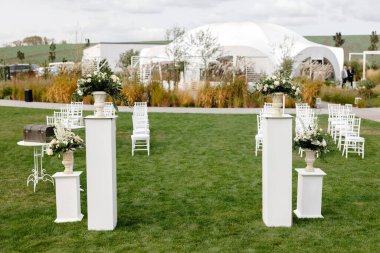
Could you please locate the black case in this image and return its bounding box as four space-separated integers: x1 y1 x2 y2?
23 125 55 143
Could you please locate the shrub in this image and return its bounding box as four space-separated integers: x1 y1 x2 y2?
148 81 171 107
367 69 380 85
320 86 357 104
45 73 79 103
294 77 323 107
0 86 13 99
122 82 147 106
358 79 376 98
0 77 52 101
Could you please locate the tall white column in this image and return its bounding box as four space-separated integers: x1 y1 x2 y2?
85 116 117 230
262 115 293 227
53 171 83 223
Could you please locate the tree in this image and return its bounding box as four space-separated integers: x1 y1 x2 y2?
22 35 43 45
48 41 56 62
85 38 91 47
16 50 25 62
165 25 187 85
333 32 345 47
118 49 140 69
189 28 221 80
368 31 379 51
165 26 187 66
277 36 295 77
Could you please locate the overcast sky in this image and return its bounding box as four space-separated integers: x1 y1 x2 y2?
1 0 380 45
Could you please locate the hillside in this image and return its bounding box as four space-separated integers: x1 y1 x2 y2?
0 43 87 65
0 35 378 66
305 34 379 63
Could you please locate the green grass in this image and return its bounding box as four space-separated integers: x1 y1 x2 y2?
0 107 379 252
0 44 88 65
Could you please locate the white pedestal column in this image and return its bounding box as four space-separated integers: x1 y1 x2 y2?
262 115 293 227
85 116 117 230
294 168 326 218
53 171 83 223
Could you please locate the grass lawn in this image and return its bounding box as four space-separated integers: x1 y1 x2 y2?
0 106 379 252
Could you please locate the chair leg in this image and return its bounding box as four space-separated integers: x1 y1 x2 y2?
132 139 135 156
147 138 150 156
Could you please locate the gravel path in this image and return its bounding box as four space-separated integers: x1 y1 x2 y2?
1 99 379 122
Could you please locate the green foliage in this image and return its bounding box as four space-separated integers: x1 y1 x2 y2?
0 65 10 80
118 49 140 69
333 32 345 47
48 41 56 62
358 79 376 98
16 50 25 61
368 31 379 51
0 86 12 98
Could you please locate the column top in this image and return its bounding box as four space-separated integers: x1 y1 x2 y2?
263 114 293 119
295 168 326 176
85 115 118 120
53 171 83 178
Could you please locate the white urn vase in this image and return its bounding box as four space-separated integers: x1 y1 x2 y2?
62 150 74 174
271 92 283 117
93 91 107 117
304 149 316 172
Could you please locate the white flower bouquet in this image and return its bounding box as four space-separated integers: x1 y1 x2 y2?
254 73 302 98
46 124 85 157
294 126 328 156
73 70 124 109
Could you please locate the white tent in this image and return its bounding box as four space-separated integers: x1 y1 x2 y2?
140 22 344 82
82 42 164 71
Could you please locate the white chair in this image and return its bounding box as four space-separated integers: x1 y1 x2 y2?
342 118 365 159
131 134 150 156
46 116 56 126
104 102 116 117
131 117 150 156
255 115 263 156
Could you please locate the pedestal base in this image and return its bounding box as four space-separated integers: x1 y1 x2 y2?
53 171 83 223
294 168 326 219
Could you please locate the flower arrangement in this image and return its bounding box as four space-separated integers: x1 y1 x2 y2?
46 124 85 157
254 73 302 98
73 70 123 108
294 125 328 156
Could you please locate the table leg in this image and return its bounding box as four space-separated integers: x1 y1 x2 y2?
26 146 54 192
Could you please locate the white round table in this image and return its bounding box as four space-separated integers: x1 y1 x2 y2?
17 141 54 192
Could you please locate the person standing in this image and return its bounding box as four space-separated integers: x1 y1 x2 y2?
341 66 348 88
347 66 355 88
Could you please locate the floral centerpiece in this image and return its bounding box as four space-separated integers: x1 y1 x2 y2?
294 126 328 172
73 70 123 117
46 124 85 174
254 73 302 116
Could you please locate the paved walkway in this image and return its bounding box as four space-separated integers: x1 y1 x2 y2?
1 99 379 122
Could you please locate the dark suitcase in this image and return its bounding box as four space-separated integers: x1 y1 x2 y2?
23 125 55 143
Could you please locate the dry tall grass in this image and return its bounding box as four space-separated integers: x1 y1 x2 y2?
45 73 79 103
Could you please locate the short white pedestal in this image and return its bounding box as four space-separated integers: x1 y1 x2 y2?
294 168 326 218
262 115 293 227
85 116 117 230
53 171 83 223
